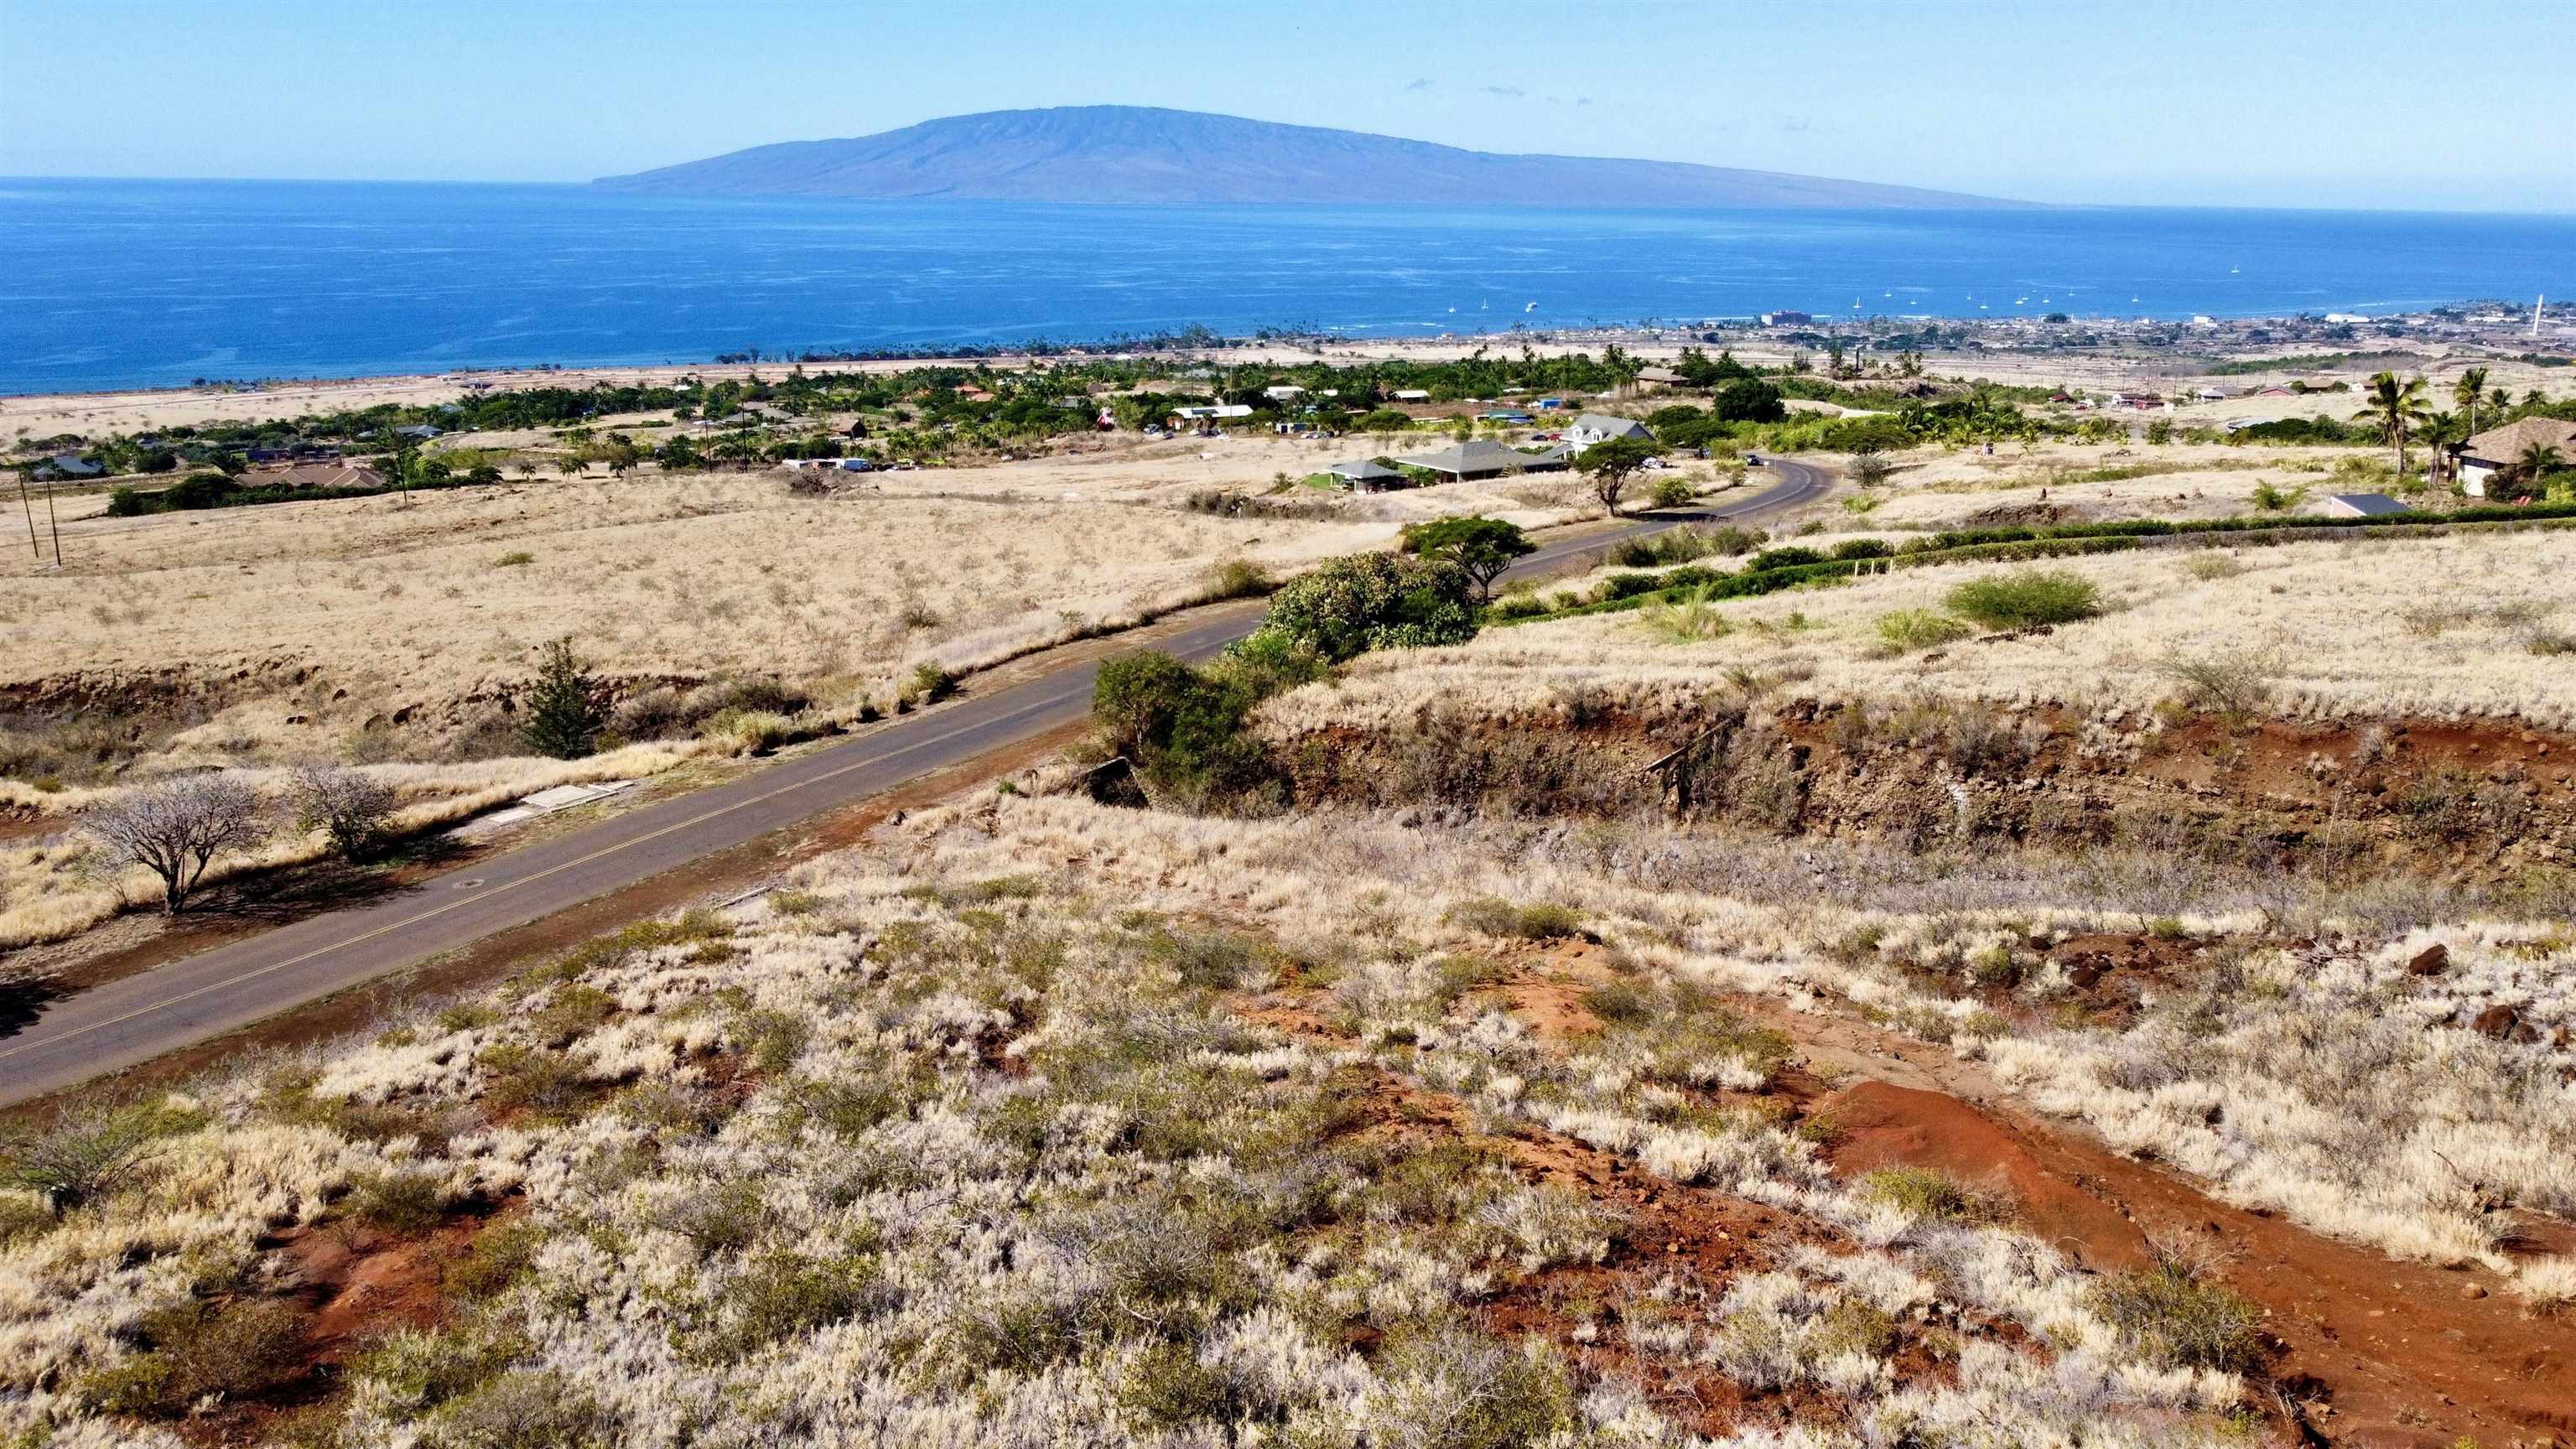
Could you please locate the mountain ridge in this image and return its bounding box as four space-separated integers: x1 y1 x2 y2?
594 106 2028 208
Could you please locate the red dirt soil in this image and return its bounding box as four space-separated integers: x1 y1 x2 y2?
1818 1079 2576 1447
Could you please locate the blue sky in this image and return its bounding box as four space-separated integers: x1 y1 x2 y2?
3 0 2569 210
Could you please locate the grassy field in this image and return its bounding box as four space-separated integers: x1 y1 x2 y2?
6 782 2568 1446
1 474 1379 764
0 469 1379 949
1282 527 2576 735
13 360 2576 1444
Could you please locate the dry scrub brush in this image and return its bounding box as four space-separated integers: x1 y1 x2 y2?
3 801 2280 1448
1265 529 2576 737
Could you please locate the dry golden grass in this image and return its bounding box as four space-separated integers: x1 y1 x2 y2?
0 745 693 950
1270 527 2576 735
0 474 1381 765
1844 441 2367 531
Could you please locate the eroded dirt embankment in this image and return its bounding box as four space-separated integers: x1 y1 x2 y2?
1233 936 2576 1447
1278 699 2576 877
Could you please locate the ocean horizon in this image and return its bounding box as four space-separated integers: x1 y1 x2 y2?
2 177 2569 396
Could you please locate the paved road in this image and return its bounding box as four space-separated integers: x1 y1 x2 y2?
0 460 1828 1103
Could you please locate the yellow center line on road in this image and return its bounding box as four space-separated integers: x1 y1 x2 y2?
0 680 1093 1063
2 466 1824 1072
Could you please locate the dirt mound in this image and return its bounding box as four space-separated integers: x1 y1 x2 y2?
1823 1080 2151 1273
1961 500 2086 527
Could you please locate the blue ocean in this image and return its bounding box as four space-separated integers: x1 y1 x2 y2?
2 178 2568 396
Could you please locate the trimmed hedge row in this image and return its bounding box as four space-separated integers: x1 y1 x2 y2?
1903 499 2576 553
1494 506 2576 628
106 470 486 517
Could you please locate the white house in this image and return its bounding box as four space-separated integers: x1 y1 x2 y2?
2457 418 2576 496
1566 413 1654 447
1391 389 1431 402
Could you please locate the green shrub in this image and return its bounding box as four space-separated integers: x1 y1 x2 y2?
1748 546 1826 570
350 1170 449 1235
1446 897 1585 941
735 1007 812 1073
1648 475 1697 509
521 638 608 760
444 1219 544 1300
694 1250 882 1361
433 1369 610 1447
1372 1331 1576 1449
1944 569 2101 631
1141 924 1269 989
702 706 795 755
1089 649 1288 810
946 1295 1084 1379
2 1100 201 1212
1252 551 1477 662
1874 608 1971 654
475 1044 595 1120
1639 584 1731 642
1856 1166 2004 1223
1581 979 1657 1028
902 662 956 706
2091 1259 2264 1374
1119 1339 1239 1427
663 1181 773 1257
533 982 616 1041
2158 646 2282 718
80 1298 307 1417
493 550 535 568
1199 556 1273 600
352 1325 524 1416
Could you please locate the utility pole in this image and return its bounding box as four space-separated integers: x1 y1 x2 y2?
44 475 61 567
16 470 37 559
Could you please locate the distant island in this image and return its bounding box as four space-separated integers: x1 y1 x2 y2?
593 105 2028 209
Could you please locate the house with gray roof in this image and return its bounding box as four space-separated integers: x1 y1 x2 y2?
1391 438 1536 481
2324 492 2410 519
1566 413 1654 447
1325 458 1408 492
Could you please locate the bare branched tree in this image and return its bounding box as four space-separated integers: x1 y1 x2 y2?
2 1102 172 1213
289 762 398 861
81 773 266 912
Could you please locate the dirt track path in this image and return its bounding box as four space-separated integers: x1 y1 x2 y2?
1743 995 2576 1447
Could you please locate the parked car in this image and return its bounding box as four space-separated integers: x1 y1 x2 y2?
1744 452 1764 467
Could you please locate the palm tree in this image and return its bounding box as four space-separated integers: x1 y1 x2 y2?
2489 386 2511 418
2510 443 2565 496
2355 371 2431 480
2452 367 2488 439
1600 343 1641 398
2418 408 2460 486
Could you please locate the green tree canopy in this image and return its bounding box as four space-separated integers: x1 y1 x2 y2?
1711 379 1788 424
1250 552 1478 662
522 638 609 760
1576 437 1659 517
1398 516 1536 602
